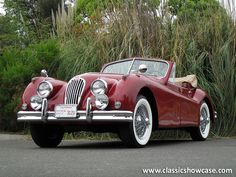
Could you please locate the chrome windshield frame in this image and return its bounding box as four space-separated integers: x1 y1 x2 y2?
101 58 170 79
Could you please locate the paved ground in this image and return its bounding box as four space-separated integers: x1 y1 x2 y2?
0 134 235 177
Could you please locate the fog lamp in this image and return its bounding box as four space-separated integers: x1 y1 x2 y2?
30 95 43 110
95 94 109 110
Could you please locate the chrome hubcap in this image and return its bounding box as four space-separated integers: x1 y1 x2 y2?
135 105 150 138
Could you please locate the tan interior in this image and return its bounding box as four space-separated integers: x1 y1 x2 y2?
175 75 198 88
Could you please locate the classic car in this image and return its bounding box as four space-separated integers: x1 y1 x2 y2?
17 58 217 148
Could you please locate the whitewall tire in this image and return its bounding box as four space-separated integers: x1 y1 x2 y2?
119 95 153 147
190 102 211 141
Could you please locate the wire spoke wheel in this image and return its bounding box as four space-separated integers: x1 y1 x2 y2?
199 103 210 138
134 104 151 140
119 95 153 147
190 102 211 141
133 97 152 146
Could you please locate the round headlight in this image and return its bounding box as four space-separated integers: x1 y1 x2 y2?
30 95 43 110
37 81 53 98
91 79 107 95
95 94 109 110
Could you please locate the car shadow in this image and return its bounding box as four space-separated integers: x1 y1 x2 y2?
149 139 193 147
57 139 193 149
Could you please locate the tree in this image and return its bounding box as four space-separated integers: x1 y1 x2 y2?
0 15 18 53
4 0 61 44
75 0 160 23
168 0 221 19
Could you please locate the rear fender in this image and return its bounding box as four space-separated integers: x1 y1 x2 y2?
194 89 216 123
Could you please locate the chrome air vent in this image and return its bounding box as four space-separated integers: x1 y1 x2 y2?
65 78 85 105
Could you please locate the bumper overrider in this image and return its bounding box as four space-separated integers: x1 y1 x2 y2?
17 98 133 123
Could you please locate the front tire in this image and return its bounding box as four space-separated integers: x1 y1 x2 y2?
30 124 64 148
119 95 153 147
190 102 211 141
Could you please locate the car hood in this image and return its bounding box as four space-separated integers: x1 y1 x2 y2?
74 72 123 83
71 72 124 94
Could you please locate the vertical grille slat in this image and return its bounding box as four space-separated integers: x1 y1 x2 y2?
71 80 77 104
77 81 83 97
77 82 83 103
65 78 85 105
67 81 72 104
74 81 80 104
68 80 74 104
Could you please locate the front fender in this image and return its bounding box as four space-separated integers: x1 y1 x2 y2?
21 77 66 111
107 74 148 111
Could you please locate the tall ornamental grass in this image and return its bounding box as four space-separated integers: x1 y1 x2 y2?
53 0 236 136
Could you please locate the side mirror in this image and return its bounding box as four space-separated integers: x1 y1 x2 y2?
41 69 48 77
138 64 147 73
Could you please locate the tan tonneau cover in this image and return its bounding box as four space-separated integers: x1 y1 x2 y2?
175 75 197 88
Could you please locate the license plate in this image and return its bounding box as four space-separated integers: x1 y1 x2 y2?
55 104 77 118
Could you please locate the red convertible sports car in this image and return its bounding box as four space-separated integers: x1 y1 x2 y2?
17 58 217 148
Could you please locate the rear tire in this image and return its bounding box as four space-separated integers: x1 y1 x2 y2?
30 124 64 148
190 102 211 141
119 95 153 147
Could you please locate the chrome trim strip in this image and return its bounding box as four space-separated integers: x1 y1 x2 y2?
17 110 133 122
127 58 135 74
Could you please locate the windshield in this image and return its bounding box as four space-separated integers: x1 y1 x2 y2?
102 60 133 74
102 59 168 78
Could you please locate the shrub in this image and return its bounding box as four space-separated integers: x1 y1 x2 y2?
0 39 59 131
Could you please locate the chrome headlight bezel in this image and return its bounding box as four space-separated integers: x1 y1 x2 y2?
37 81 53 98
30 95 43 110
95 94 109 110
90 79 108 95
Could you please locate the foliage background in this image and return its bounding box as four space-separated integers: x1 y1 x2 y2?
0 0 235 137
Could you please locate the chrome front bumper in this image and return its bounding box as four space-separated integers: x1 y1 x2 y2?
17 110 133 123
17 98 133 123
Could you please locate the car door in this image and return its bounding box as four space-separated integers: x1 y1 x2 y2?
167 63 199 126
155 62 179 128
166 82 198 126
158 82 181 128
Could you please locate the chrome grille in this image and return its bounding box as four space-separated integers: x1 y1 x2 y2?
65 78 85 104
